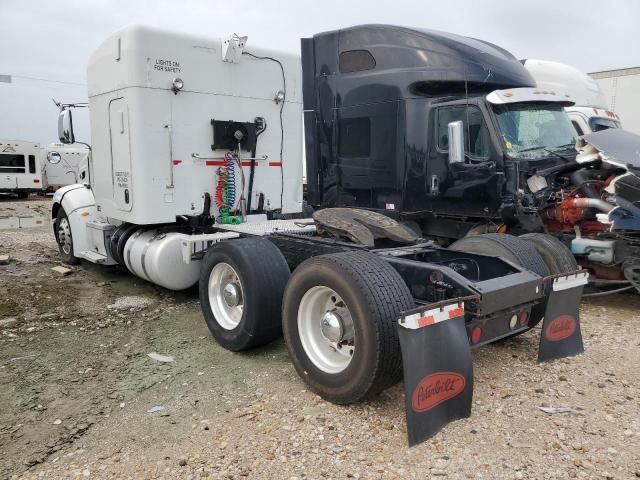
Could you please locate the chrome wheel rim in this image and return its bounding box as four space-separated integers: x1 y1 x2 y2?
208 262 244 330
298 286 355 374
57 218 72 255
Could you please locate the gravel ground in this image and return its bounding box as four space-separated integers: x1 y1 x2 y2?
1 197 639 479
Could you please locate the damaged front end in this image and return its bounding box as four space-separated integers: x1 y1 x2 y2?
522 129 640 291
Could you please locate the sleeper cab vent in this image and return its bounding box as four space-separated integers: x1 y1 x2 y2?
339 50 376 74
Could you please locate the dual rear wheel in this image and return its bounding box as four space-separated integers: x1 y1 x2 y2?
199 233 577 402
199 241 412 403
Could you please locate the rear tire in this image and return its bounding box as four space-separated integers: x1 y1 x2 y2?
449 233 550 277
199 238 290 351
520 233 579 327
282 251 414 404
520 233 578 274
54 208 80 265
449 233 550 331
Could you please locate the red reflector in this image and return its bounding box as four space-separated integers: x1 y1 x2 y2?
418 315 435 327
519 310 529 327
471 327 482 344
33 179 40 183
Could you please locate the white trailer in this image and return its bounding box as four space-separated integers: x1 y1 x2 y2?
0 139 43 197
590 67 640 136
523 59 622 136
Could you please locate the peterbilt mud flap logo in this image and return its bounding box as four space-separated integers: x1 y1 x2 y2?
538 272 588 363
545 315 577 342
398 299 474 446
412 372 466 412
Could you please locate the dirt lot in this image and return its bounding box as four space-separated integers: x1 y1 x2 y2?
1 196 639 479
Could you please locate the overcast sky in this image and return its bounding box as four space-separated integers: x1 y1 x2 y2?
1 0 639 144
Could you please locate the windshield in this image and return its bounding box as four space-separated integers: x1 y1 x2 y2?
493 103 577 159
590 117 621 132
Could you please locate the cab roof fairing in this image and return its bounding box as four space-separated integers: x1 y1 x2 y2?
303 24 537 107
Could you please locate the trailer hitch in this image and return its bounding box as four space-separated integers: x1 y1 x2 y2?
538 270 589 362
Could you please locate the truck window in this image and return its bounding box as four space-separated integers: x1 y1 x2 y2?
338 117 371 158
339 50 376 73
436 106 490 159
589 117 621 132
28 155 36 173
0 153 26 173
493 103 576 158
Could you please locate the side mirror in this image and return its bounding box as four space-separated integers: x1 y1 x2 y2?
58 109 75 144
46 151 62 164
448 120 464 164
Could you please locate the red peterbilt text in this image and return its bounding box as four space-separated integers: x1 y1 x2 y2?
411 372 466 412
545 315 577 341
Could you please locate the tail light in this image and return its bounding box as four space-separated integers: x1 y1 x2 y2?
519 310 529 327
471 327 482 344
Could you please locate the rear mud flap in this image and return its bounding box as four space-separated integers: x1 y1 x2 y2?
398 299 475 446
538 271 589 363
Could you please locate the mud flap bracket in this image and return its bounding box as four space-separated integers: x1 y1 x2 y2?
397 296 477 446
538 270 589 363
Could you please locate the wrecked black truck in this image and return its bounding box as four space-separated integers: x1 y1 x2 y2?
302 24 640 292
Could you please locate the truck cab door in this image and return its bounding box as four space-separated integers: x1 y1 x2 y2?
109 98 133 212
427 103 502 217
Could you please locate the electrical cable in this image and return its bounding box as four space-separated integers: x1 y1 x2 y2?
214 152 241 224
582 285 634 297
232 150 246 212
242 50 286 212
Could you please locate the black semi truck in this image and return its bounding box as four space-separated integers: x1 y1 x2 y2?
302 25 640 291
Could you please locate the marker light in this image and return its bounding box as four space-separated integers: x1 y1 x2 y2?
171 78 184 94
519 310 529 327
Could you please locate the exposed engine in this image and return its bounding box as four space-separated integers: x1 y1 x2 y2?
518 129 640 285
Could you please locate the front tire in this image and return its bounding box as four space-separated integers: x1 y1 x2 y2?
54 208 80 265
282 251 414 404
199 238 290 351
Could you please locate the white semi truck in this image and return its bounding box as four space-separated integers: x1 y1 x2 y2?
523 59 622 135
51 24 588 444
42 143 88 191
0 139 87 197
